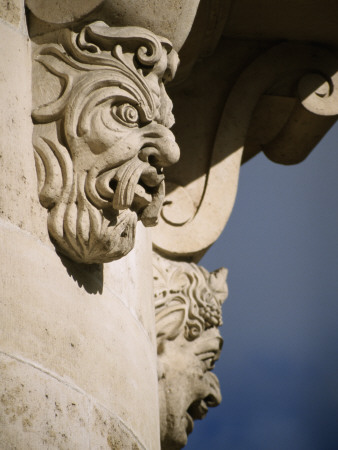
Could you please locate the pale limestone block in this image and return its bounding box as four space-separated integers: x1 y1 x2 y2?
0 23 48 242
106 223 156 343
0 354 90 450
0 353 149 449
89 404 145 449
26 0 103 24
0 221 160 449
0 0 22 27
26 0 200 51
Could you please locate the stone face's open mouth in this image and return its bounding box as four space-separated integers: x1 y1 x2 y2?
131 165 165 215
185 399 209 434
94 157 165 226
185 411 194 435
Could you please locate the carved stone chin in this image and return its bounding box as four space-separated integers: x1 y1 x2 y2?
32 21 180 264
153 254 228 449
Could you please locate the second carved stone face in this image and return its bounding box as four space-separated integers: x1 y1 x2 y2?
153 254 228 449
32 22 180 264
158 328 222 450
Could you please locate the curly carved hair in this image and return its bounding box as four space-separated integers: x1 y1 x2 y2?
153 253 228 342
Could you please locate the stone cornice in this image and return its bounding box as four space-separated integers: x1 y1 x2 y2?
153 41 338 261
25 0 201 51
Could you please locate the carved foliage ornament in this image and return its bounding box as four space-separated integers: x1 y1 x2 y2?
32 21 180 263
153 254 228 449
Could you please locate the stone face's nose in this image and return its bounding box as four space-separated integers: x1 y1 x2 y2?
138 123 180 167
204 372 222 408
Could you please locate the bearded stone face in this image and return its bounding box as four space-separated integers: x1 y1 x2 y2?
81 87 180 227
32 22 180 263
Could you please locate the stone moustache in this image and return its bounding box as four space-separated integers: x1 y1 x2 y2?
32 21 180 264
153 254 228 449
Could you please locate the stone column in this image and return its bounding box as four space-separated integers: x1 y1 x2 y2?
0 225 157 449
0 4 182 449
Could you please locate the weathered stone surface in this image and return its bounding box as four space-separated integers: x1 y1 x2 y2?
26 0 103 25
0 10 162 449
153 254 228 449
0 354 90 450
90 404 146 449
26 0 200 51
0 23 47 241
0 353 148 449
0 0 22 27
0 221 159 449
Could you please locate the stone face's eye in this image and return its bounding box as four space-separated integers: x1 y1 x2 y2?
198 351 218 372
111 103 139 127
202 356 216 371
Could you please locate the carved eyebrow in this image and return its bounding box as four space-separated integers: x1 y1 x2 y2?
196 350 220 372
193 336 223 356
197 350 219 361
195 347 221 364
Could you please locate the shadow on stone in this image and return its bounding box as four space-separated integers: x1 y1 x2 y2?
59 253 104 295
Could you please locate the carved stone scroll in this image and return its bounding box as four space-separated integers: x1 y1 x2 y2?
153 253 228 449
32 21 180 264
152 43 338 261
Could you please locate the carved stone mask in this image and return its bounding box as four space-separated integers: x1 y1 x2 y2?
32 22 180 263
157 329 223 450
153 255 228 449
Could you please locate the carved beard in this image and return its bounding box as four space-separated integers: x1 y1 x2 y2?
45 155 164 264
47 173 136 264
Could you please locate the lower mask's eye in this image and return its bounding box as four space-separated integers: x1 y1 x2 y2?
112 103 139 127
200 356 215 372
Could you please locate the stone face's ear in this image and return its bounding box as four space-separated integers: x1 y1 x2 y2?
156 307 186 343
32 22 180 264
209 267 229 304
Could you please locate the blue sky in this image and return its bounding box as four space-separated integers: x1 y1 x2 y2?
186 122 338 450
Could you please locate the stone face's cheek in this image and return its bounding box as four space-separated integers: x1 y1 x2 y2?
81 94 144 161
158 359 192 450
157 337 220 448
157 344 220 450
